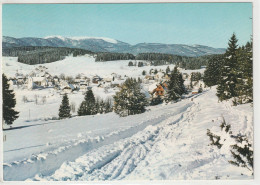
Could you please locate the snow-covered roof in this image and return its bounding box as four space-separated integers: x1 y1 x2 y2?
32 77 46 82
148 83 158 92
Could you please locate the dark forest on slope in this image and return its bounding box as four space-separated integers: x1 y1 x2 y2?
3 46 94 65
3 46 223 69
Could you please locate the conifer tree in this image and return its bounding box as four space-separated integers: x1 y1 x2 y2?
217 33 239 101
84 89 96 115
104 99 113 113
178 73 186 95
99 99 105 114
166 66 170 74
2 74 19 125
234 41 253 104
59 94 71 119
77 101 87 116
165 67 185 102
114 78 148 117
203 55 224 87
128 61 134 66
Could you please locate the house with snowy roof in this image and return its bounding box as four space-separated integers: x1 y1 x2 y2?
60 80 75 93
27 77 48 89
92 75 102 84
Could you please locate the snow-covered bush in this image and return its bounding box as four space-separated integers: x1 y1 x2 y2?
207 117 253 174
150 96 163 106
114 78 148 117
207 129 222 149
229 135 253 173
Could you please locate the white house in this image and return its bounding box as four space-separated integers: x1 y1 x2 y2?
27 77 48 89
60 81 75 93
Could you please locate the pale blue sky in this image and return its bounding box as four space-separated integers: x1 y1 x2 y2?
2 3 252 48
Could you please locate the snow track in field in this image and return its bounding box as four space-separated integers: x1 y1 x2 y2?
4 88 253 181
4 101 193 181
29 96 201 181
31 108 192 181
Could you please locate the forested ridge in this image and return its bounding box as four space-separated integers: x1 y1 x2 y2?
3 46 94 65
3 46 223 69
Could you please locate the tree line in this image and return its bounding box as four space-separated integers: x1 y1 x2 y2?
3 46 93 65
203 33 253 105
95 52 135 62
95 51 222 70
4 45 221 70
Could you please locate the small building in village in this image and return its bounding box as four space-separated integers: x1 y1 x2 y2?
27 77 48 89
92 75 102 84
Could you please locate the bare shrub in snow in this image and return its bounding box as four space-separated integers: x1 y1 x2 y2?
42 96 47 104
34 95 38 105
22 96 28 103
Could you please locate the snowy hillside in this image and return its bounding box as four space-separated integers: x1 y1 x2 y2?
2 55 176 78
3 87 253 181
2 55 204 78
2 54 253 181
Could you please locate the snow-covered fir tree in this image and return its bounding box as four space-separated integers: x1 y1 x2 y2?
114 78 148 117
217 33 239 101
78 91 112 116
234 41 253 104
99 99 105 114
104 99 113 113
203 55 224 87
84 89 96 115
77 89 95 116
59 94 71 119
165 66 185 102
229 135 253 173
2 74 19 125
77 101 87 116
178 71 186 94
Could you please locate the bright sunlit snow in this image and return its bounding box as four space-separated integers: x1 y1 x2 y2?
2 56 252 181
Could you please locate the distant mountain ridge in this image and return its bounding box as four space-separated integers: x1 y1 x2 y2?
2 36 226 57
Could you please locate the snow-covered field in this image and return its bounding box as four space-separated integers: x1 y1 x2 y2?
2 55 204 78
2 56 253 181
3 87 253 181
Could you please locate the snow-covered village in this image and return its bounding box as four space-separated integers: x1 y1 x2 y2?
1 3 255 183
